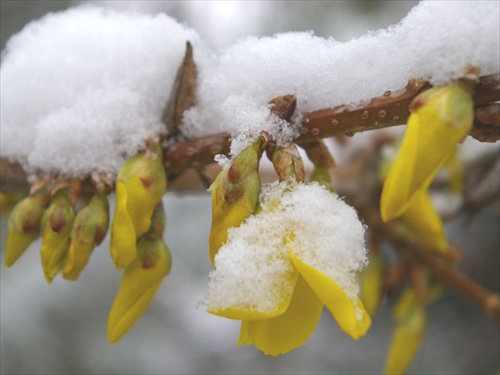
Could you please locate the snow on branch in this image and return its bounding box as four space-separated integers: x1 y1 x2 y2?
0 1 499 182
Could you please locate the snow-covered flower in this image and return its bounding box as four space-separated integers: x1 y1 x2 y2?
206 181 371 356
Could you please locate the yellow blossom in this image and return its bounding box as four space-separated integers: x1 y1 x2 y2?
360 251 384 317
110 143 167 269
206 181 371 356
107 232 171 343
40 186 75 283
385 288 427 375
5 186 49 267
380 83 473 222
63 193 109 280
400 191 448 252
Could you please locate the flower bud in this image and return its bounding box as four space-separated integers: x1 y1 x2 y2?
5 186 49 267
266 142 305 182
63 193 109 281
381 83 473 221
208 137 264 264
40 185 75 283
107 233 171 343
110 143 167 269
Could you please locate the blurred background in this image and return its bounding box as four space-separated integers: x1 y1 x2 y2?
1 1 498 374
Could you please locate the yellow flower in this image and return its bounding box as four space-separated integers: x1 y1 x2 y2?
40 186 75 283
380 83 473 222
110 143 167 269
107 232 171 343
63 193 109 280
360 251 384 317
384 287 427 375
5 185 49 267
208 137 264 264
206 181 371 356
400 191 448 253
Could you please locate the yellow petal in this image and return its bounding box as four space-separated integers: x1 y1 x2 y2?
238 275 323 356
110 182 137 270
107 236 171 343
401 191 448 253
289 253 371 340
380 84 473 221
360 252 384 317
385 294 427 375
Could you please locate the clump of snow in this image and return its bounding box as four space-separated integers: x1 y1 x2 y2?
1 1 498 178
205 181 367 316
0 5 204 176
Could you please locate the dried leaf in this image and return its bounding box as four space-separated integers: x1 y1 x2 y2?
163 41 197 138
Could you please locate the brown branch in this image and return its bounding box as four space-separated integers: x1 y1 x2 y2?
361 209 500 326
1 75 499 193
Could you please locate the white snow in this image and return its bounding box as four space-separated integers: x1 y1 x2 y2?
205 181 367 315
1 1 498 178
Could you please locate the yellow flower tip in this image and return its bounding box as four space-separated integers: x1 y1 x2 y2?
385 291 427 375
360 252 384 317
381 83 473 221
401 191 448 253
107 235 171 343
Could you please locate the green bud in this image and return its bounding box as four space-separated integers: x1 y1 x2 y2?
266 142 305 182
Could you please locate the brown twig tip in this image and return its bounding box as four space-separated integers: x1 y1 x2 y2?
269 94 297 122
163 41 198 138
